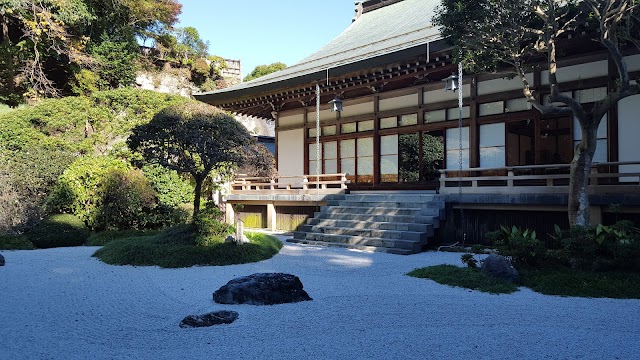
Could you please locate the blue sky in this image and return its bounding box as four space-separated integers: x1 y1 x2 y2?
177 0 355 78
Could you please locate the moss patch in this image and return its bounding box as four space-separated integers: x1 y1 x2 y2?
93 226 282 268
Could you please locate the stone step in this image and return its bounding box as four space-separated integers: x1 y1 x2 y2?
320 205 442 217
287 238 416 255
301 232 422 252
303 225 427 241
319 206 424 216
335 200 446 208
305 219 435 233
314 212 438 225
343 194 441 203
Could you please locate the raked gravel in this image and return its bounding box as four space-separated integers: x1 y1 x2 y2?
1 232 639 360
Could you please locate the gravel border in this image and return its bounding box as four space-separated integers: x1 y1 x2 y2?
1 233 639 360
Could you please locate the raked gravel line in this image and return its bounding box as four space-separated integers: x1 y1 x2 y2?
1 232 639 360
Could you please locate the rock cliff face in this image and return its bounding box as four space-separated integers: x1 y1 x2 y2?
135 71 274 137
135 71 198 98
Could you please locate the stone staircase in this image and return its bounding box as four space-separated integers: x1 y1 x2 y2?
289 192 445 255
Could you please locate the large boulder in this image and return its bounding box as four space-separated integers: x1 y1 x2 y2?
0 254 4 266
213 273 312 305
179 310 238 328
481 254 520 283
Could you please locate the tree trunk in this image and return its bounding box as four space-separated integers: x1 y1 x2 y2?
568 117 598 227
192 177 203 220
1 13 16 100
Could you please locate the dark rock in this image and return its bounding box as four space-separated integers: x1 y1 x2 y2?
481 254 520 283
0 254 4 266
213 273 312 305
179 310 238 328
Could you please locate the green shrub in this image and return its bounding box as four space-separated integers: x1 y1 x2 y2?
86 229 160 246
93 227 282 268
94 168 157 230
26 214 90 248
71 69 100 96
0 234 35 250
194 205 235 246
141 164 193 207
551 222 640 271
89 37 139 89
461 253 478 268
491 226 546 266
407 265 518 294
47 156 131 227
48 156 189 231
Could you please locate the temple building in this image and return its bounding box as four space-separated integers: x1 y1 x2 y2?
195 0 640 253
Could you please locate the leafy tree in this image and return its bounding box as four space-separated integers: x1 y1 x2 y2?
243 62 287 82
88 36 140 89
174 26 208 62
0 0 93 102
81 0 181 44
127 103 254 218
237 143 277 178
190 58 211 86
434 0 640 226
0 0 182 104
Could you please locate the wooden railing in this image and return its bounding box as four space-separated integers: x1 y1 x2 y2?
230 173 350 195
439 161 640 195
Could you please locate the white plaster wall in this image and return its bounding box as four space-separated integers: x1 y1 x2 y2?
424 84 471 104
618 95 640 181
277 128 304 177
279 113 304 127
318 109 336 123
341 101 374 118
379 93 419 111
624 54 640 72
477 74 533 96
541 60 608 85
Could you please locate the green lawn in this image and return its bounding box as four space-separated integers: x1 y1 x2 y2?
408 264 640 299
407 265 519 294
92 225 282 268
520 268 640 299
87 229 162 246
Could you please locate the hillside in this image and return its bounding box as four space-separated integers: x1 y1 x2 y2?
0 88 194 232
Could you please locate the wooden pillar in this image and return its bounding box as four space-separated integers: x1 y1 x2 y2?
266 203 277 231
590 205 603 225
373 94 380 185
274 112 280 171
469 76 479 168
303 108 309 175
607 54 619 163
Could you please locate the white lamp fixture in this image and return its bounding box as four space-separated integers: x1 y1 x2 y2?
442 73 460 92
329 96 343 112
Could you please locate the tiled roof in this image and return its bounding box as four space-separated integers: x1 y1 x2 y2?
196 0 441 98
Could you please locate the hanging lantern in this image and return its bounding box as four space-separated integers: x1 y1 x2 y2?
329 96 343 112
442 73 459 92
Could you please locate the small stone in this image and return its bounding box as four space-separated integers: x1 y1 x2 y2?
480 254 520 283
179 310 238 328
213 273 312 305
